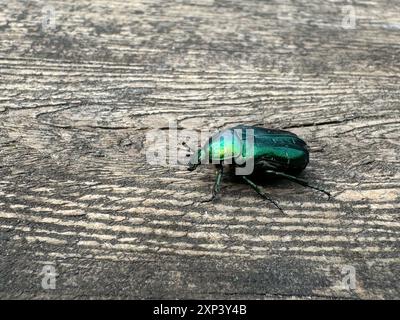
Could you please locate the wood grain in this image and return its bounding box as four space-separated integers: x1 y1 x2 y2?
0 0 399 299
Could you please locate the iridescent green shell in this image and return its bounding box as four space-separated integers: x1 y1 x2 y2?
190 125 309 174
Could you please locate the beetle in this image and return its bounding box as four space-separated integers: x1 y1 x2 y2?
184 124 330 212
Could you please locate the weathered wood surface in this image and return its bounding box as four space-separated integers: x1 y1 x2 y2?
0 0 399 299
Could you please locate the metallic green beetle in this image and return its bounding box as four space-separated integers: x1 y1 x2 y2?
185 124 330 212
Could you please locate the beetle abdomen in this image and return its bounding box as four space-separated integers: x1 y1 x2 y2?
235 125 309 173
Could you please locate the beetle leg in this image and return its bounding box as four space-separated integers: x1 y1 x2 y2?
264 170 331 199
242 176 283 213
202 165 224 202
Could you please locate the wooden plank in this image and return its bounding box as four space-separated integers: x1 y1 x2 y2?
0 0 399 299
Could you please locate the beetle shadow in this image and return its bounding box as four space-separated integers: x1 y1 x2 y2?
221 165 297 188
230 172 287 187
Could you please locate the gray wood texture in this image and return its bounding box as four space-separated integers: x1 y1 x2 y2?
0 0 399 299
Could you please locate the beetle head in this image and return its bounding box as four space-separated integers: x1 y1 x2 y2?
187 148 205 171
